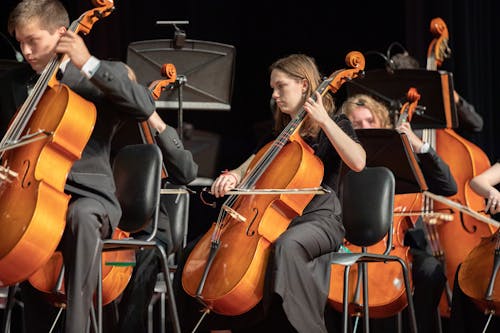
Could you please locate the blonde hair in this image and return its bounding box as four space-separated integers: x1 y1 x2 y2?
341 94 392 129
8 0 69 36
269 54 335 139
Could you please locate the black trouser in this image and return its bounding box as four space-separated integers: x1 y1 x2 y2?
116 234 167 333
22 197 112 333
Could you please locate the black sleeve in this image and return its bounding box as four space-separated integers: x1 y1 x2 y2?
417 147 458 196
456 96 483 132
155 126 198 185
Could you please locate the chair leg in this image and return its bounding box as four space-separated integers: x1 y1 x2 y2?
97 254 103 333
1 285 17 333
396 312 402 333
156 244 181 333
360 262 370 333
436 307 443 333
148 293 158 333
342 265 351 333
395 256 418 333
160 291 166 333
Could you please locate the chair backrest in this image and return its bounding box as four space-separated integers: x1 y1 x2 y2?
113 144 163 233
340 166 395 247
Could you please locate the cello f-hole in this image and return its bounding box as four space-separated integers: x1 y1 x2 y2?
458 210 478 234
246 208 259 236
21 159 31 188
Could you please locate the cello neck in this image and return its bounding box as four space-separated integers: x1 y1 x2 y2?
240 78 332 190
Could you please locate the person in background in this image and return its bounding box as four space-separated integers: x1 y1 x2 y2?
390 52 484 141
342 93 457 333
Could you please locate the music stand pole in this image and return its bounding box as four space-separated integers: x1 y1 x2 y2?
176 75 187 142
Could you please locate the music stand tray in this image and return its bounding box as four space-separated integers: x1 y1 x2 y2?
341 129 428 195
347 69 457 130
127 39 235 111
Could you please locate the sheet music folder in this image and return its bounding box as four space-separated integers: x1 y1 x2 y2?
340 129 428 195
346 69 457 130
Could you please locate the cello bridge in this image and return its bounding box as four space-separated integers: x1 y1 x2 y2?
222 205 247 223
0 165 18 182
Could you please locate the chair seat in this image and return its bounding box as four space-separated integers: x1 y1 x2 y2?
330 253 405 266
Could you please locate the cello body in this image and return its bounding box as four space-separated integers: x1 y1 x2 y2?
458 230 500 314
0 84 95 286
182 137 323 315
434 128 494 316
28 228 135 306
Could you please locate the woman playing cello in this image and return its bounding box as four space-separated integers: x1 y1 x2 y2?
1 1 157 332
175 53 365 333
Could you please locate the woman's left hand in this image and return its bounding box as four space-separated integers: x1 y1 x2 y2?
303 91 329 125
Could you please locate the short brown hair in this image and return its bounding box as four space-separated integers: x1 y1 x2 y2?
8 0 69 36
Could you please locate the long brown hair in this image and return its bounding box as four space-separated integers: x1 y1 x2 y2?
269 54 334 139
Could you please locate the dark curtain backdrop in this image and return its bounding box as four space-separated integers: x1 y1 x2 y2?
1 0 498 169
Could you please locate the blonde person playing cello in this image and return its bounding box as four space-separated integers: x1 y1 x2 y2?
174 53 365 333
342 93 457 333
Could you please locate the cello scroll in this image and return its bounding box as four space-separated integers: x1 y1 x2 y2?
426 17 452 70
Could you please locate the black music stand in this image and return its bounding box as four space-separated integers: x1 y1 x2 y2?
340 129 428 195
126 39 235 144
127 39 235 112
346 69 457 130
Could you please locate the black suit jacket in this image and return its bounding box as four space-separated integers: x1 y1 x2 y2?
0 60 156 230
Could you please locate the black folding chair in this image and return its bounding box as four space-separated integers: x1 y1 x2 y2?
330 167 417 333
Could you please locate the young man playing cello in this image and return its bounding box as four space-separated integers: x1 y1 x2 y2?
0 1 164 331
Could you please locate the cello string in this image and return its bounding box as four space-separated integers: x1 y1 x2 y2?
213 80 329 243
242 78 329 188
210 110 307 243
0 17 80 151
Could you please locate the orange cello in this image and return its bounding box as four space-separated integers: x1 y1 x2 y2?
423 17 496 317
28 63 179 306
328 88 427 318
182 51 366 316
0 1 115 288
28 228 135 306
459 229 500 315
